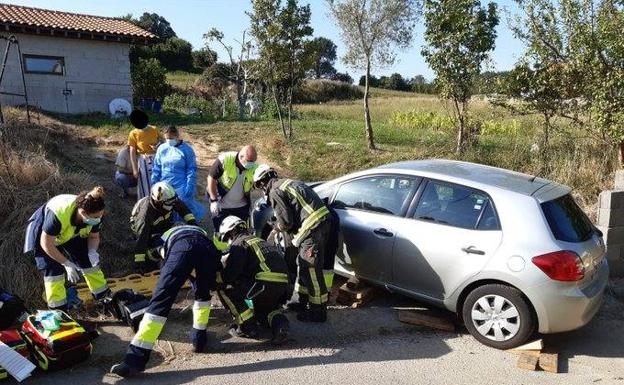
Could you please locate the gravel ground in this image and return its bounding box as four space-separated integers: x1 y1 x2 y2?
13 279 624 385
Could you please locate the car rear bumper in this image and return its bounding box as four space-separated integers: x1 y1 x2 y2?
526 258 609 334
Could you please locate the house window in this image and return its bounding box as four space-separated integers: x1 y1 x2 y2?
23 55 65 75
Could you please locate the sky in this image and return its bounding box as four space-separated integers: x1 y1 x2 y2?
6 0 526 81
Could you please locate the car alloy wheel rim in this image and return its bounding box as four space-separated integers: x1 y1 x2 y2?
471 294 520 342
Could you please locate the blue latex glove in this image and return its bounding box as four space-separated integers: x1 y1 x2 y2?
190 327 207 353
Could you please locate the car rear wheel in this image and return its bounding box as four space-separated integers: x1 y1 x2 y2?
462 284 535 349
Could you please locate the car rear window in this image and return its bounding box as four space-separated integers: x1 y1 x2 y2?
541 194 594 242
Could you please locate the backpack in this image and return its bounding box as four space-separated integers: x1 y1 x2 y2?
21 310 91 371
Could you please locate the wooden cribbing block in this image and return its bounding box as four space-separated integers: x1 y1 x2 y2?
513 339 543 351
346 277 365 290
336 283 376 307
398 309 455 332
538 350 559 373
517 353 539 371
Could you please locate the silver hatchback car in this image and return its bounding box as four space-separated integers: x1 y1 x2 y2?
252 159 609 349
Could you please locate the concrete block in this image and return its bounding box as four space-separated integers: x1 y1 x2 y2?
599 190 624 209
615 170 624 191
605 244 624 277
597 226 624 245
597 208 624 227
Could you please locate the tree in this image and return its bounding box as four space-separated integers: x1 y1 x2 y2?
408 75 435 94
204 28 255 120
249 0 313 139
200 63 234 118
135 12 177 41
192 48 218 70
331 71 354 83
511 0 624 165
494 64 569 167
384 73 409 91
149 37 194 71
125 13 195 71
304 37 338 78
422 0 499 153
328 0 420 150
131 58 169 101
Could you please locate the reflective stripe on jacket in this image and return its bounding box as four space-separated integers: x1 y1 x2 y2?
222 234 289 285
217 152 256 193
270 179 329 245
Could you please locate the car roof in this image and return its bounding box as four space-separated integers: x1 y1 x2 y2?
375 159 569 198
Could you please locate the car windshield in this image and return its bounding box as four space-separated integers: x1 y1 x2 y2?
541 194 594 243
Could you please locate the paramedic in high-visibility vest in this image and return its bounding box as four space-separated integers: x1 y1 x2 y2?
253 165 331 323
23 186 111 310
110 225 222 377
206 146 258 232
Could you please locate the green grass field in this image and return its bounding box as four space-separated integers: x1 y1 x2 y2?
167 70 201 89
73 81 617 214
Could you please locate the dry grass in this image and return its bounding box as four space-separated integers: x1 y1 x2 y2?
0 109 135 306
0 115 92 306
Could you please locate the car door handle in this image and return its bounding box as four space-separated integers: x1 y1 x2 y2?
461 246 485 255
373 228 393 237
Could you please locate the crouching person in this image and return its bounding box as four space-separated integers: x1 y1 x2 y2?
110 225 221 377
24 186 110 310
217 216 290 345
130 181 197 273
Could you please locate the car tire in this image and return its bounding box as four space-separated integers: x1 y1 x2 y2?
462 284 535 350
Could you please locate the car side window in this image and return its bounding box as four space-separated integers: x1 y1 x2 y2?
414 181 500 230
333 175 418 216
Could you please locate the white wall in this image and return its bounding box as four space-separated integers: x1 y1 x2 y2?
0 33 132 114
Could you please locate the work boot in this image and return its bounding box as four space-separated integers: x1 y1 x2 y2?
270 314 289 346
287 294 308 312
190 328 207 353
229 319 259 339
296 303 327 323
110 362 142 378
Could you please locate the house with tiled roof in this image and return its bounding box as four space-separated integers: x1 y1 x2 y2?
0 3 155 114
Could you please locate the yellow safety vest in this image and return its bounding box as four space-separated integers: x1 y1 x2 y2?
218 152 256 193
45 195 93 246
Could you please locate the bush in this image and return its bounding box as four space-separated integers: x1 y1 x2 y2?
131 58 170 102
163 93 217 119
293 79 363 103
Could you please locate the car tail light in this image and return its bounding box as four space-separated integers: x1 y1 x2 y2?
532 251 585 281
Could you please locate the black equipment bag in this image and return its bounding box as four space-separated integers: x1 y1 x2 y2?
110 289 150 332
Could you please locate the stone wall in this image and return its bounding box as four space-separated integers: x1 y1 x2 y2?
0 33 132 114
596 171 624 277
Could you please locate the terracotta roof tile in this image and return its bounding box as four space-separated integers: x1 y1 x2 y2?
0 3 156 40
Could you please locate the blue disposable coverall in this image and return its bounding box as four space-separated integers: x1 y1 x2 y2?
151 141 206 221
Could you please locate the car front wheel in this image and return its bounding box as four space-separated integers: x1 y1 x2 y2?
462 284 535 349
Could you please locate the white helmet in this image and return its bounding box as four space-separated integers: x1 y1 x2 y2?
150 182 177 206
218 215 247 242
253 164 277 188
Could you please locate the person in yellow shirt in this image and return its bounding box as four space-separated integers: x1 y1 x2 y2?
128 110 161 200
